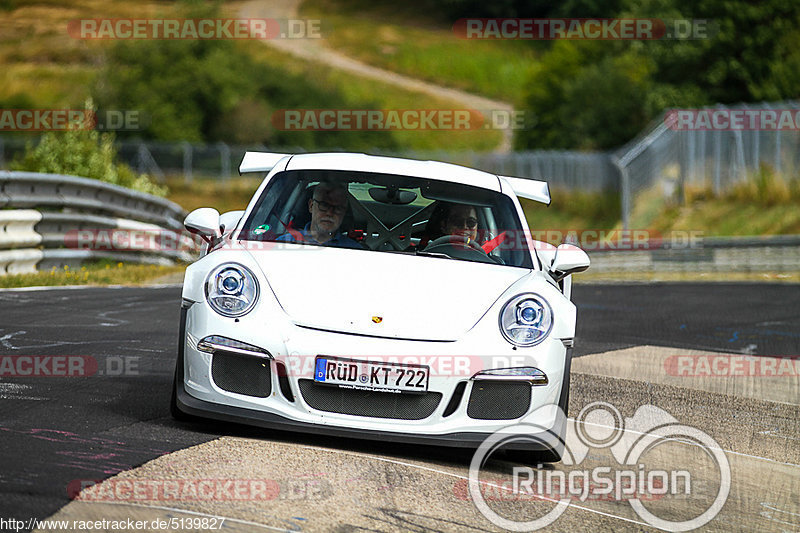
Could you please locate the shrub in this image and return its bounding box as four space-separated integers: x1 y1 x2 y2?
10 117 166 196
725 165 796 206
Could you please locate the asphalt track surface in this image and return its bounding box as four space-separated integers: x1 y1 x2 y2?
0 283 798 530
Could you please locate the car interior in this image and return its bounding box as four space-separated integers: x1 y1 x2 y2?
240 170 533 268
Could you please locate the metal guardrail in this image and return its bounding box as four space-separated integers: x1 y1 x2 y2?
0 171 198 275
1 170 797 277
0 171 185 229
589 235 800 273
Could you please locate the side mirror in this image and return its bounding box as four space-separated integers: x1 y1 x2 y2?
184 208 221 240
549 243 590 281
219 210 245 235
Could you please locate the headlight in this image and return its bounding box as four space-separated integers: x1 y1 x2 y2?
205 263 259 317
499 293 553 347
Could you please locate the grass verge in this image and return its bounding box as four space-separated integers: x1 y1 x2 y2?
166 176 262 214
239 41 502 151
301 0 537 104
0 260 185 289
521 188 621 241
0 0 502 152
626 169 800 236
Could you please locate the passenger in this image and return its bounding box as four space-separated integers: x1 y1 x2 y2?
277 182 362 249
421 201 480 247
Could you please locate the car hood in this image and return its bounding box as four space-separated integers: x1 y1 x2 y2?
245 247 529 341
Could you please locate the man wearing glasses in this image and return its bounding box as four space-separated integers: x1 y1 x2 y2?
277 182 362 248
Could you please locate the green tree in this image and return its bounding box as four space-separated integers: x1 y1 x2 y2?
516 0 800 150
92 3 398 150
519 44 654 150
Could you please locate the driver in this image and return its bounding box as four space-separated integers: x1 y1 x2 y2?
277 182 362 249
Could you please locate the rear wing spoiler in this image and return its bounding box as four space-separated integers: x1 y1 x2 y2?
499 175 551 205
239 151 291 174
237 152 551 205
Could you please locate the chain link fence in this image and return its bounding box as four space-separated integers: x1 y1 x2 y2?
614 101 800 228
2 100 798 222
0 137 617 191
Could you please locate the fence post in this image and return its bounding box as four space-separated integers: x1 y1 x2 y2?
697 129 706 187
137 143 147 176
218 142 231 180
733 129 746 182
713 131 722 195
612 157 630 230
677 132 687 204
752 122 760 172
182 142 193 183
686 128 696 196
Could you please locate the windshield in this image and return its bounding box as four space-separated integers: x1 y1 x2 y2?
239 170 533 269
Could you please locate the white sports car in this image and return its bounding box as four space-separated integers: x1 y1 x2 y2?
171 152 589 461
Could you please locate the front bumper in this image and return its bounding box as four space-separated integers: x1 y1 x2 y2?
177 301 570 444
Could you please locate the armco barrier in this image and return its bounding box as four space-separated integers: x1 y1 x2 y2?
589 235 800 273
0 171 199 275
0 172 185 229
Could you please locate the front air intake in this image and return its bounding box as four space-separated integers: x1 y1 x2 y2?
467 381 531 420
211 352 272 397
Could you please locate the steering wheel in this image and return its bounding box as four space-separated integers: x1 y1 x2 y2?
423 235 498 264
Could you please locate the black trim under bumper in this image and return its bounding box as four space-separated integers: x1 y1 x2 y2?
177 384 516 448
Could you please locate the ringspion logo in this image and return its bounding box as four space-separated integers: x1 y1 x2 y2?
469 402 730 530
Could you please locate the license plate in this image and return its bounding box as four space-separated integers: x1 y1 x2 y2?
313 356 429 394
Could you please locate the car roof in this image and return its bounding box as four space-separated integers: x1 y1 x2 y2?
240 151 550 204
283 152 503 192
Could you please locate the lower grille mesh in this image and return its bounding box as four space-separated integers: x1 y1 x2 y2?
467 381 531 420
298 379 441 419
211 352 272 397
